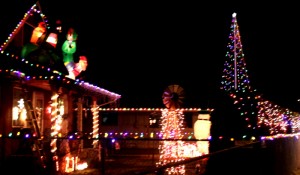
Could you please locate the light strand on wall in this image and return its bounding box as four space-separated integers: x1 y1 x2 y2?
50 93 64 153
50 93 58 153
91 106 99 147
98 108 210 112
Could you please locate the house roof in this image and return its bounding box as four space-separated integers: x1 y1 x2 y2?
0 1 121 104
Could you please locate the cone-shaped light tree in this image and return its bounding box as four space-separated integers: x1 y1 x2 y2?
220 12 259 139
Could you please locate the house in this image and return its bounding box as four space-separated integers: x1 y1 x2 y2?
97 108 208 147
0 2 121 174
0 2 214 174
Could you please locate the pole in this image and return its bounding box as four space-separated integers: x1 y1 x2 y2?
233 13 237 90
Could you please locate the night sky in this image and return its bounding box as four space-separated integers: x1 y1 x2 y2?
1 1 300 111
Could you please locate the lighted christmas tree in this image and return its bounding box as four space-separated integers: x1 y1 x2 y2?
156 109 185 174
220 13 300 138
156 85 186 174
220 12 259 139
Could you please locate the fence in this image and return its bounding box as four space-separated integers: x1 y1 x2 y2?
1 136 300 175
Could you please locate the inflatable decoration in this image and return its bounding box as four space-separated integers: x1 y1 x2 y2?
46 33 58 48
20 22 87 77
21 22 47 59
62 28 88 80
30 22 47 45
20 21 68 74
62 28 77 73
71 56 88 79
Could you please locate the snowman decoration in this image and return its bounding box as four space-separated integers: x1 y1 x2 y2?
193 112 211 155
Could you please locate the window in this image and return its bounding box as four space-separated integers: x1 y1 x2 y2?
12 87 26 127
33 92 44 133
149 112 161 128
100 112 118 126
183 112 193 128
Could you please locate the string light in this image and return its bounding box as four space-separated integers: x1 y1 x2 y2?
219 12 300 138
157 109 186 174
91 105 99 147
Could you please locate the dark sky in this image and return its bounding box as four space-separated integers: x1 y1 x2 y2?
1 1 300 111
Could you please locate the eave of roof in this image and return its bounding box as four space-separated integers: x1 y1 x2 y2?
0 52 121 101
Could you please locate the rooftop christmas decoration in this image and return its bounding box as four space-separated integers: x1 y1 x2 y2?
0 1 121 101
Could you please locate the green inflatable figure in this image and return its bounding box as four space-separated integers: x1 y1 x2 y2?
62 28 77 78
